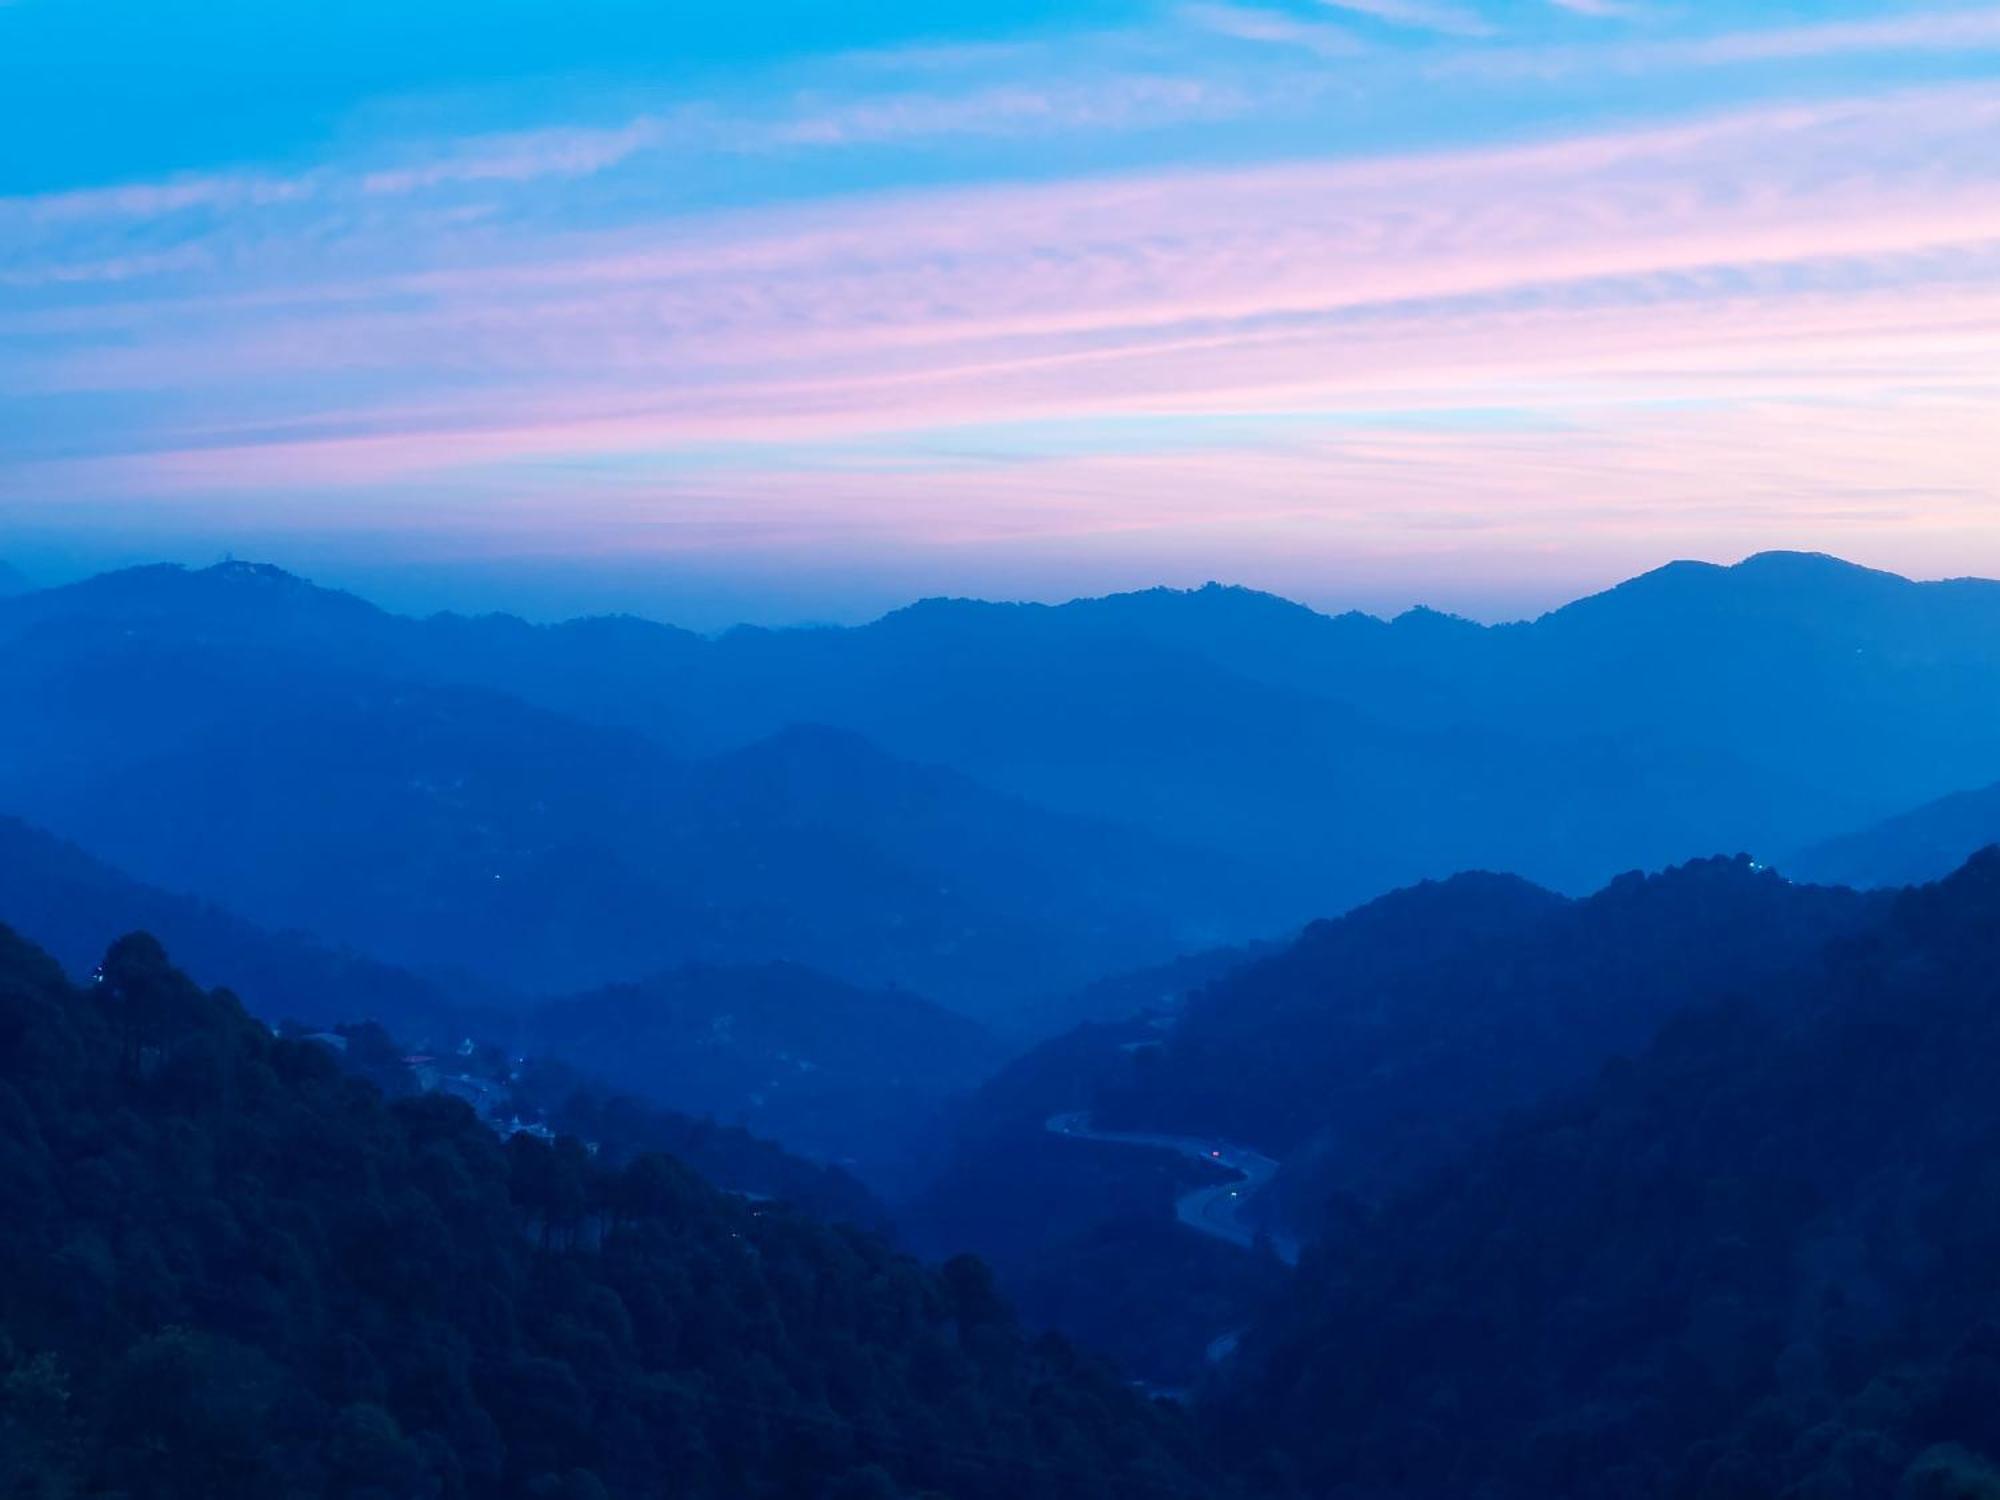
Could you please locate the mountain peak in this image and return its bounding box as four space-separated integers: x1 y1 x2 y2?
198 558 314 588
1537 549 1923 637
1728 549 1907 584
17 559 383 628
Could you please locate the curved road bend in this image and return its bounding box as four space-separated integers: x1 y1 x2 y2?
1045 1111 1301 1267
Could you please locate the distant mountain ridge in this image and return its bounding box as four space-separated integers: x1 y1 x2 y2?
0 811 475 1031
1789 779 2000 891
11 549 2000 1018
0 571 1257 1015
0 812 903 1220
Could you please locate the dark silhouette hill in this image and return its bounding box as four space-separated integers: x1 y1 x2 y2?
1098 857 1884 1214
0 925 1235 1499
1221 847 2000 1500
911 859 1882 1383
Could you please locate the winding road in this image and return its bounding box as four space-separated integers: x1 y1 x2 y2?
1045 1111 1301 1267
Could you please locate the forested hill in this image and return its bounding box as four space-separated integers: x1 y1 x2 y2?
1223 846 2000 1500
0 927 1237 1500
1096 857 1884 1207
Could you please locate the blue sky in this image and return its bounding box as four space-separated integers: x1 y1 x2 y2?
4 0 2000 624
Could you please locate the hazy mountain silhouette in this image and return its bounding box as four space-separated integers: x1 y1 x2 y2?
144 548 2000 912
1003 936 1277 1043
1789 778 2000 891
14 551 2000 1016
0 814 909 1219
0 811 473 1032
691 552 2000 903
1222 846 2000 1499
0 566 1251 1013
518 963 1003 1193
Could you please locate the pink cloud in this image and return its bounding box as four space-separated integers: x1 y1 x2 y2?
7 64 2000 588
23 86 2000 411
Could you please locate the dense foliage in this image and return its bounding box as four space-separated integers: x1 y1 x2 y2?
1225 849 2000 1499
298 1032 892 1232
1098 857 1882 1223
0 927 1235 1499
502 1058 892 1231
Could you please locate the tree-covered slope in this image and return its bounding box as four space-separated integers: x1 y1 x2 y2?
1098 858 1883 1213
0 927 1238 1499
1223 847 2000 1500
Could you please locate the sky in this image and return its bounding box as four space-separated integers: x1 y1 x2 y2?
4 0 2000 625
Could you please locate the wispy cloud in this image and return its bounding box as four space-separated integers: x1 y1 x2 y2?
1545 0 1652 19
359 119 676 196
1317 0 1495 38
1178 3 1367 57
1452 4 2000 77
4 172 316 226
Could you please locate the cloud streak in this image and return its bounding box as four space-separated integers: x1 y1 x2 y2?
1317 0 1494 38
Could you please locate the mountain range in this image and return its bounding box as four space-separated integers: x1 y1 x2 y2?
13 548 2000 1494
14 550 2000 1009
0 562 1254 1016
